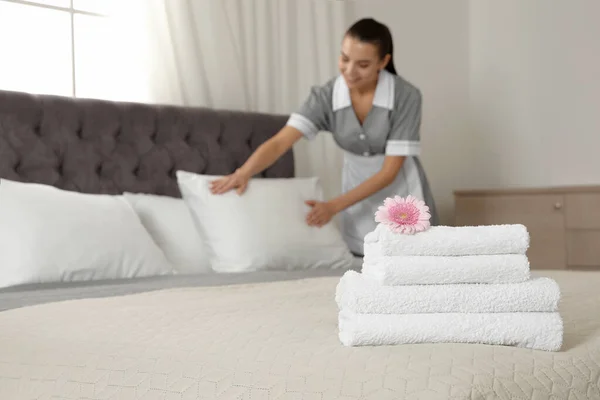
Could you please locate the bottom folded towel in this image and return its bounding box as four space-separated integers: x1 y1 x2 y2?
338 310 563 351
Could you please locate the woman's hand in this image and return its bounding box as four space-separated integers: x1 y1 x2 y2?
305 200 337 227
210 169 250 195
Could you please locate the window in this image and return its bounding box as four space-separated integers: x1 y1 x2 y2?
0 0 149 102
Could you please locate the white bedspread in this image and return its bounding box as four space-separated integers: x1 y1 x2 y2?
0 270 599 399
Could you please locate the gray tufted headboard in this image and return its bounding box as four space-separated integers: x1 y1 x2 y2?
0 90 294 197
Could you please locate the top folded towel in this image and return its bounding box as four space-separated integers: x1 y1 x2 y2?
364 223 529 256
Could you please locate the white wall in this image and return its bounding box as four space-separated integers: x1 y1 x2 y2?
469 0 600 189
352 1 470 224
354 1 600 224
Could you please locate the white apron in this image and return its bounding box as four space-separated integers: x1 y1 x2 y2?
340 151 424 255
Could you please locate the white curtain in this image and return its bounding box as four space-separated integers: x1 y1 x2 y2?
134 0 355 202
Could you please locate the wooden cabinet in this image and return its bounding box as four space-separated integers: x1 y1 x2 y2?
454 186 600 270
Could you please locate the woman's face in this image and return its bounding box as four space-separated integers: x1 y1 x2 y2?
338 34 389 91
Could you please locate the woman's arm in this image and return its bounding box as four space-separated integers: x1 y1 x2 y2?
238 125 303 179
306 156 405 226
210 125 304 194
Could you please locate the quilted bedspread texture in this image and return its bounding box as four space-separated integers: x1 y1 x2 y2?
0 270 599 399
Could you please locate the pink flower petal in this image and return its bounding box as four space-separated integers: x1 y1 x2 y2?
373 195 432 235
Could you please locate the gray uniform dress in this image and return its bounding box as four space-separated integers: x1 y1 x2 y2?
287 70 439 256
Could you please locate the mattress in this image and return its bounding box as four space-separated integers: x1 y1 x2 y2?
0 269 599 399
0 268 358 312
0 257 365 312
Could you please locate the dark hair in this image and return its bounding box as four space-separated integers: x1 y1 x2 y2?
345 18 397 75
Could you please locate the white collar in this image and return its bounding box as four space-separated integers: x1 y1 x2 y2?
332 69 395 112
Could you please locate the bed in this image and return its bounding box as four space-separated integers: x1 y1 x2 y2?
1 89 600 399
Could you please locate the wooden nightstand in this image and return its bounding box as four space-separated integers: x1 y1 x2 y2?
454 186 600 270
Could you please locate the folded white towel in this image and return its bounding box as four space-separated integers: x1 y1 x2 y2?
336 271 560 314
338 309 563 351
362 245 530 284
364 223 529 256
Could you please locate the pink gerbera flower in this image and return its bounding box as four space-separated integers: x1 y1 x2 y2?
374 195 431 234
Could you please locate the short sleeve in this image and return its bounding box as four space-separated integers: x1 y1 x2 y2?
286 85 331 140
385 87 422 156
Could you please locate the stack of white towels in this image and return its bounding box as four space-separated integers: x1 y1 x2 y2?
336 223 564 351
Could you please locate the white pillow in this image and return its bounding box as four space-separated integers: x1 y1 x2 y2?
0 179 174 288
176 171 355 273
123 192 211 274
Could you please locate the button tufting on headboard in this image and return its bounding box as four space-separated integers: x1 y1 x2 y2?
0 90 294 197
